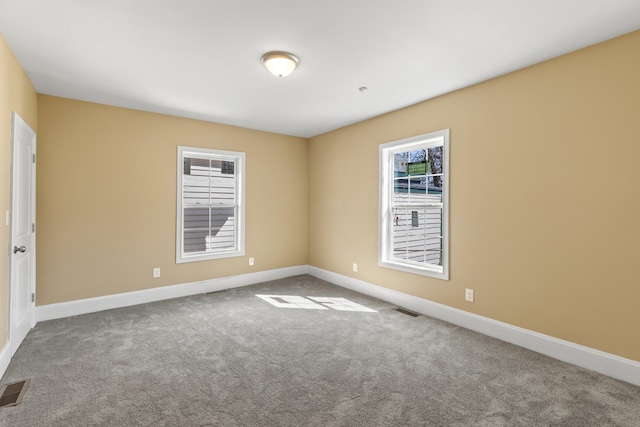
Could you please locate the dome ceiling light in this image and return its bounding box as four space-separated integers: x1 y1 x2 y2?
261 51 299 77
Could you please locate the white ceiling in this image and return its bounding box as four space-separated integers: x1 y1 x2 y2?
1 1 639 138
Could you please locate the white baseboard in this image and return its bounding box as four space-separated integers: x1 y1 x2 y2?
37 265 309 322
32 264 640 387
0 340 10 381
308 266 640 387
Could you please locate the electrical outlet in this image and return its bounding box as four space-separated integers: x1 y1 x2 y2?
153 268 160 278
465 288 474 302
353 263 358 272
249 257 254 266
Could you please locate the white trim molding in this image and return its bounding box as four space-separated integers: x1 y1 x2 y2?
29 264 640 387
308 266 640 387
37 265 308 322
0 340 11 380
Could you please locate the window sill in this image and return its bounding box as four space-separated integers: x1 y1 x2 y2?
176 249 245 264
378 258 448 280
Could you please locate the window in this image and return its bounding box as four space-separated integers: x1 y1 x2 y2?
379 129 449 279
176 146 245 263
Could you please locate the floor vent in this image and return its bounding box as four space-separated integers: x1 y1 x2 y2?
0 379 30 408
395 308 420 317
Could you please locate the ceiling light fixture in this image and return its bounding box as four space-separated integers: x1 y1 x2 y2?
261 51 299 77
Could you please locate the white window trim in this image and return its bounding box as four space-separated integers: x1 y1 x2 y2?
176 146 245 263
378 129 449 280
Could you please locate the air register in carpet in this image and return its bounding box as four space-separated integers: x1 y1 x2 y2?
0 378 30 408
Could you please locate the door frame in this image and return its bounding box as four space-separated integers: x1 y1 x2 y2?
9 112 37 356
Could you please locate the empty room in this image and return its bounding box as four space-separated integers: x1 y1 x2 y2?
1 1 640 425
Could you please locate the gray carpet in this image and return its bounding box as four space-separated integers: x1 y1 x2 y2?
1 275 639 426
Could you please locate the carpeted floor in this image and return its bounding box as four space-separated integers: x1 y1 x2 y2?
1 275 639 426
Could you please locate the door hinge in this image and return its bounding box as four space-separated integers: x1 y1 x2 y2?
31 293 35 303
32 223 35 232
32 153 36 163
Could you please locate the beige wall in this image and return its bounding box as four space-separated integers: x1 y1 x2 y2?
8 29 640 365
0 34 38 348
36 96 308 305
309 30 640 362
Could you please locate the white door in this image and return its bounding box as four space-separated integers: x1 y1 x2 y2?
10 112 36 356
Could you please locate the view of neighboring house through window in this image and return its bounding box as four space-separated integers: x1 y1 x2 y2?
379 129 449 279
176 146 245 263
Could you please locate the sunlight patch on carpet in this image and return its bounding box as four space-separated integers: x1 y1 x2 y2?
256 295 377 312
